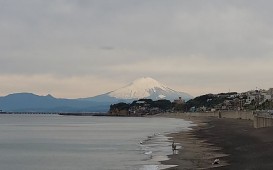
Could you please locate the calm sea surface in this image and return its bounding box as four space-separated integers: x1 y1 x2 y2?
0 114 194 170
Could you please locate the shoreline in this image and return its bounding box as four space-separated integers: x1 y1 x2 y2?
158 113 273 170
156 113 228 170
163 115 228 169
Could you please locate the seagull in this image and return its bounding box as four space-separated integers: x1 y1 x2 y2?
212 158 220 165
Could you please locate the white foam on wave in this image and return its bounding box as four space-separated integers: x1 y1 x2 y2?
144 151 153 155
140 164 177 170
138 133 179 170
150 155 168 162
140 165 159 170
137 118 195 170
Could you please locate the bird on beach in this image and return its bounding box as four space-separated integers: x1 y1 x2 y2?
212 158 220 165
172 141 176 153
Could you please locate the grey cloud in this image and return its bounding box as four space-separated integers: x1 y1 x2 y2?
1 0 273 96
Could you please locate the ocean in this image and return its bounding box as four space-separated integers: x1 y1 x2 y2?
0 114 194 170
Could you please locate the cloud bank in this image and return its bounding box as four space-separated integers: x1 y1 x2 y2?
1 0 273 97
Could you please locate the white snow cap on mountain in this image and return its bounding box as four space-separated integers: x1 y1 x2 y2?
108 77 192 100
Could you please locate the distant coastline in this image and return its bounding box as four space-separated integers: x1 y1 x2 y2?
0 112 108 116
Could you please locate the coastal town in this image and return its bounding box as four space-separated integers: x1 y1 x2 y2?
109 88 273 116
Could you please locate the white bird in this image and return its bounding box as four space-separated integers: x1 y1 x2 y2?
212 158 220 165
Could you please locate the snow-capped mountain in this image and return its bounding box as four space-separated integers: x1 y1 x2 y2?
86 77 192 102
0 78 192 112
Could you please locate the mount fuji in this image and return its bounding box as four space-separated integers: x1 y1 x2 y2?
83 77 193 102
0 77 192 113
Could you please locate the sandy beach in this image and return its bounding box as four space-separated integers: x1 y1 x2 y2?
160 113 273 170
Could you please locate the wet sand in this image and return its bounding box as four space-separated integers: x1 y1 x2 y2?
160 114 273 170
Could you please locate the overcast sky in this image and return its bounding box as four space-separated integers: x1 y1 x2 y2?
1 0 273 98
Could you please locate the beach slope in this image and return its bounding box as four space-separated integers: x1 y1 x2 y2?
162 116 273 170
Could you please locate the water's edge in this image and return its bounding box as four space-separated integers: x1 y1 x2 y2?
139 117 196 170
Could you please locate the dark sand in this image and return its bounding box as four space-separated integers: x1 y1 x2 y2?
161 115 273 170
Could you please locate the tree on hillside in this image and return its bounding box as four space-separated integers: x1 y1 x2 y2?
172 102 186 111
185 93 228 111
110 102 130 112
153 99 172 111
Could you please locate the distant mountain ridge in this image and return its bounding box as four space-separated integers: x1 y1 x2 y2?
0 77 193 112
0 93 110 112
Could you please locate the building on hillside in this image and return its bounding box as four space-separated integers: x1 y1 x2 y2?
267 88 273 96
264 94 272 101
109 108 129 116
245 95 255 105
173 97 185 104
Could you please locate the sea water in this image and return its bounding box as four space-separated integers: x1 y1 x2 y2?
0 114 194 170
